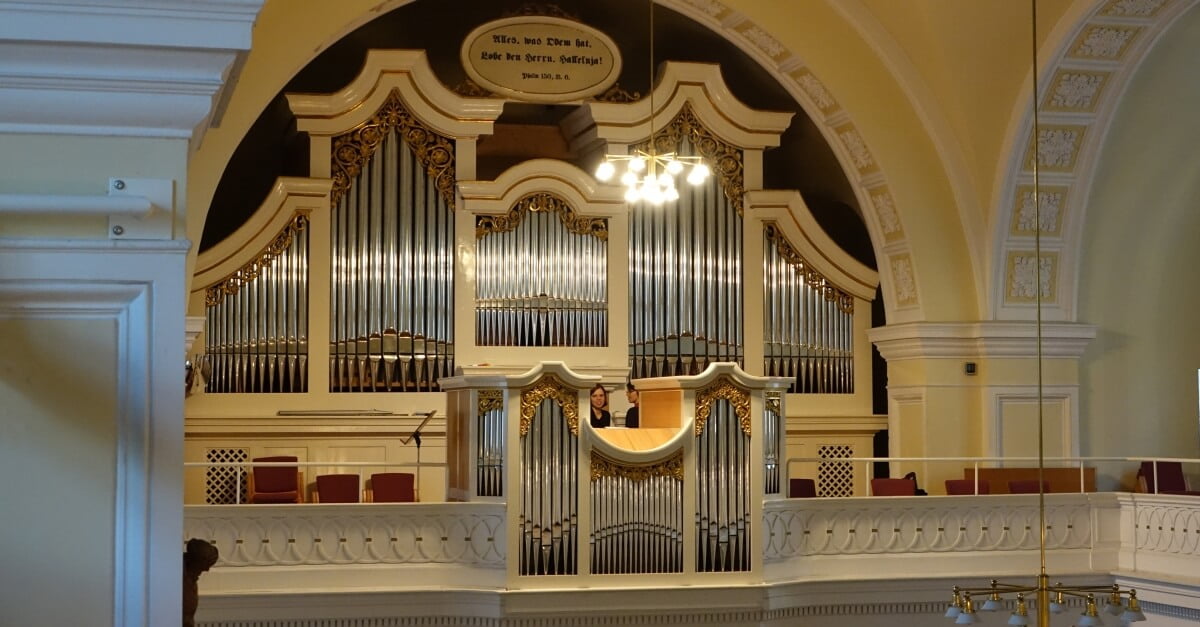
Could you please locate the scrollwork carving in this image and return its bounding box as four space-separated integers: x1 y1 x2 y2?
478 389 504 416
520 374 579 436
205 211 310 307
476 192 608 241
694 376 751 436
634 104 745 215
330 89 456 210
590 450 684 482
593 83 640 103
763 223 854 314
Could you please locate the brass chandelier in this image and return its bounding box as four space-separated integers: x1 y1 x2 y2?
593 0 709 204
944 3 1144 625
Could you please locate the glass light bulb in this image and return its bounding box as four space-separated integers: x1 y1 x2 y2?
687 162 710 185
624 187 641 203
664 187 679 201
595 161 615 181
666 159 685 174
629 156 647 172
658 171 674 188
620 170 638 187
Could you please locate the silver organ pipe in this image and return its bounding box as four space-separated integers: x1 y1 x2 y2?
204 215 310 393
475 193 608 347
629 109 744 379
763 392 783 495
695 393 751 573
519 392 578 576
589 452 684 575
476 390 504 497
329 101 455 393
762 223 855 394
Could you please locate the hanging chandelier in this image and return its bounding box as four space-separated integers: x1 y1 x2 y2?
944 3 1143 625
593 0 709 204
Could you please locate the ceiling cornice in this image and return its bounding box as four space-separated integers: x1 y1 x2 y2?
0 0 265 140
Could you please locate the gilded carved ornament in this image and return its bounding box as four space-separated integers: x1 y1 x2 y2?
205 211 310 307
590 450 684 482
476 192 608 241
694 376 752 436
765 392 781 417
519 374 580 436
763 222 854 314
477 389 504 416
634 103 745 215
330 89 456 210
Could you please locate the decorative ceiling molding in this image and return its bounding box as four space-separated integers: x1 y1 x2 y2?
0 0 265 140
991 0 1200 320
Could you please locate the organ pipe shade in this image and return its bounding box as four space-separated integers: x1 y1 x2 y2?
476 193 608 347
204 215 310 393
329 119 455 393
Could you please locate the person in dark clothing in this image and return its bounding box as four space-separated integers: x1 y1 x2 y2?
589 383 611 428
624 383 640 428
183 538 219 627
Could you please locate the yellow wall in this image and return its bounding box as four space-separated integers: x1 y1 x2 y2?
0 319 118 626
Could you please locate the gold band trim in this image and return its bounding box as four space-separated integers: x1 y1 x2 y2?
478 389 504 416
330 89 456 210
476 192 608 241
205 211 310 307
764 222 855 314
694 376 751 436
590 449 684 482
519 374 580 436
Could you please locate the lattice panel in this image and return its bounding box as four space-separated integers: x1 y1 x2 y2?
205 448 248 504
816 445 853 497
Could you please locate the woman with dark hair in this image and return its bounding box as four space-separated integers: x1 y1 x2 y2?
589 383 611 428
623 383 640 428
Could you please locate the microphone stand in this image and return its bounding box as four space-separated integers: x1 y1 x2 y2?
400 410 435 501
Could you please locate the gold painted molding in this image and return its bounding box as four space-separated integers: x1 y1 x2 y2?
763 222 854 314
476 192 608 241
590 449 684 481
205 211 310 307
694 376 751 436
520 374 580 436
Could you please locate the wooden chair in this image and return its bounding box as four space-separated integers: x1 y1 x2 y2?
945 479 990 495
1008 479 1050 494
1137 461 1200 495
789 478 817 498
367 472 416 503
871 477 916 496
248 456 304 503
314 473 361 503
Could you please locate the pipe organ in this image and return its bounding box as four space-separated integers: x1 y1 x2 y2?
185 51 884 576
442 361 787 581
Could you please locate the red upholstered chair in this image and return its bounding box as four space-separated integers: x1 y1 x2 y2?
1138 461 1200 495
946 479 990 495
368 472 416 503
789 478 817 498
1008 479 1050 494
315 473 361 503
248 456 303 504
871 477 916 496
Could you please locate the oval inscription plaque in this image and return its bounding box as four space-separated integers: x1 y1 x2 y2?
461 16 621 103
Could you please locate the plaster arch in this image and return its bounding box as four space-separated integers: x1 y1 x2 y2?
988 0 1200 322
186 0 986 322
